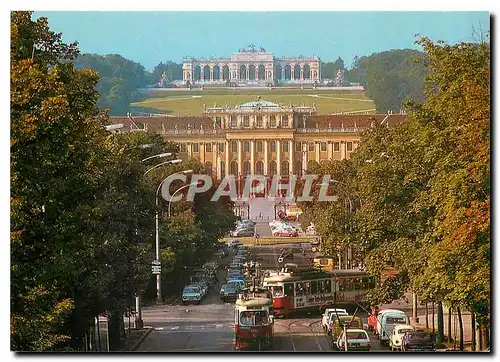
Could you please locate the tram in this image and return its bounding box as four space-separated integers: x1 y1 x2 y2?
262 269 376 317
234 287 274 350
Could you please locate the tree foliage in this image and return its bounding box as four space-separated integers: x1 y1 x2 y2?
11 12 236 350
346 49 427 112
74 53 149 115
305 37 490 330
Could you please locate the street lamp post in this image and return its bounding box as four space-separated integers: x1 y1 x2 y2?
125 150 176 328
145 162 189 305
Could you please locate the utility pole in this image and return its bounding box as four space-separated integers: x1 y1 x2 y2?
135 295 143 329
411 292 419 324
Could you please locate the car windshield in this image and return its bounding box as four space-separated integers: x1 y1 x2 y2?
398 328 413 334
386 316 407 324
346 331 367 339
240 311 269 326
184 287 199 293
407 333 434 342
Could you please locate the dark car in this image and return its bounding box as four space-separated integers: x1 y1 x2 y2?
402 331 436 351
220 284 240 302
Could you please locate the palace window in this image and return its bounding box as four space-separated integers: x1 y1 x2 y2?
280 115 288 127
218 143 224 153
231 141 238 153
230 116 237 128
205 143 212 152
215 116 222 128
347 142 353 151
243 115 250 128
257 140 263 152
180 143 187 152
243 141 250 152
243 161 251 175
256 115 263 128
270 141 276 152
269 115 276 128
192 143 199 153
308 142 315 152
282 141 289 152
334 142 340 152
321 142 327 152
295 142 302 152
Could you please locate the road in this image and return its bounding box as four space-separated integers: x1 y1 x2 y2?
136 243 390 352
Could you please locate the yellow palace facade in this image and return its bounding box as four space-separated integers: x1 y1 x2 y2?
109 100 405 195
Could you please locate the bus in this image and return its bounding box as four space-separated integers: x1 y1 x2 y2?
262 269 376 317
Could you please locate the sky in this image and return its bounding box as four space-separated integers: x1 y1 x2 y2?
33 11 490 71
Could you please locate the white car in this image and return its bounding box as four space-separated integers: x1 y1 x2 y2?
326 310 350 335
321 308 348 331
389 324 415 351
336 329 371 351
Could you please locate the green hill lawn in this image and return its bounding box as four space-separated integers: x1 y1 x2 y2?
131 88 376 116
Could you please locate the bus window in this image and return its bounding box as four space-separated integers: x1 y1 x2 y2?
346 278 353 292
270 286 284 297
353 278 362 291
305 282 311 295
240 311 269 326
295 282 306 296
362 277 369 290
320 258 328 266
324 279 332 293
338 278 346 292
311 280 318 294
284 283 294 297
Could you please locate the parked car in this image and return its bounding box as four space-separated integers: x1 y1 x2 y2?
228 240 242 248
336 329 371 351
321 309 348 331
401 331 436 351
182 285 203 304
237 220 255 228
220 283 240 302
231 229 255 237
272 227 299 237
192 281 209 297
389 325 415 351
226 279 246 290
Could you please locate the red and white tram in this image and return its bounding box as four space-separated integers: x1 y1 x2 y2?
262 269 376 317
234 288 274 350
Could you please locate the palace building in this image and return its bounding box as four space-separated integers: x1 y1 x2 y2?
182 44 321 87
109 100 405 196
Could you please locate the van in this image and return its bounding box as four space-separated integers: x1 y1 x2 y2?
376 310 409 343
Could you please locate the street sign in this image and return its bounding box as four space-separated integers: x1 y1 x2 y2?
152 266 161 275
152 260 161 266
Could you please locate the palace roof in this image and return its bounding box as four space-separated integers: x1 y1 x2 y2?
238 100 281 109
107 113 406 134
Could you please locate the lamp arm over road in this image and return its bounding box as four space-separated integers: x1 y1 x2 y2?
168 182 199 218
144 159 182 176
141 152 173 163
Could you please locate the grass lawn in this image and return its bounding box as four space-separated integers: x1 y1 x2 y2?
131 88 376 116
